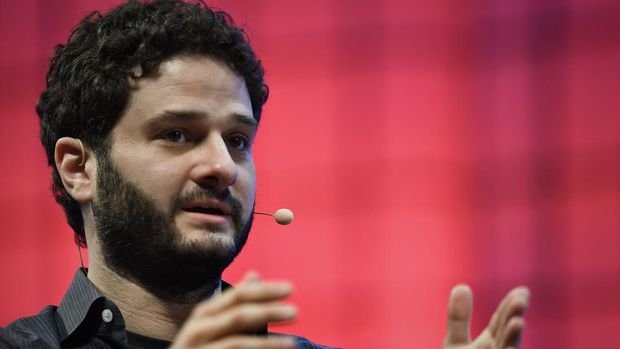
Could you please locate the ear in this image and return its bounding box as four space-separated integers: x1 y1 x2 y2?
55 137 96 203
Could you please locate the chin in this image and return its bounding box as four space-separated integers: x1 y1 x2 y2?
180 228 236 249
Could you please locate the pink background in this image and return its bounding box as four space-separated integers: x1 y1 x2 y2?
1 0 619 348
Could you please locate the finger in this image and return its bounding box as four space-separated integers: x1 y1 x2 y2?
488 286 529 337
201 335 296 349
444 284 473 346
182 302 297 344
193 280 293 318
498 316 525 348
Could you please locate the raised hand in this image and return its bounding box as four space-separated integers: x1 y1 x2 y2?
444 285 530 349
171 272 297 349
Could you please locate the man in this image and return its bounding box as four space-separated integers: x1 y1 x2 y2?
0 1 529 348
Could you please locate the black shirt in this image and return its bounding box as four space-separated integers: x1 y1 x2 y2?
0 269 333 349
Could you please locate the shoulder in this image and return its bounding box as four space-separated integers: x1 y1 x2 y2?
0 306 62 349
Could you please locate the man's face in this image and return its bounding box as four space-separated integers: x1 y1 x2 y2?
92 55 257 302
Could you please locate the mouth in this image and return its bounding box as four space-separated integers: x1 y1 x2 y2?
179 200 233 226
183 206 228 216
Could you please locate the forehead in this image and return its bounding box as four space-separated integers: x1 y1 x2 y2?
151 55 246 93
121 55 254 127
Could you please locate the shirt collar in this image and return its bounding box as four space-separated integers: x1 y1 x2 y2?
55 270 253 340
57 268 105 341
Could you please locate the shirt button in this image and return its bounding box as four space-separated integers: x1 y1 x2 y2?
102 309 114 323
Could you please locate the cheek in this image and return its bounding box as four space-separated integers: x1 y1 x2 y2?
237 164 256 202
113 150 187 206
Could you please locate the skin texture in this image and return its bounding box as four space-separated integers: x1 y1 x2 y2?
107 55 257 246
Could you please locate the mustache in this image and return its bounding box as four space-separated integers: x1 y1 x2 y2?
172 187 244 219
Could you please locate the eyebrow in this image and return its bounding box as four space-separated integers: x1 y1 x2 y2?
145 109 258 130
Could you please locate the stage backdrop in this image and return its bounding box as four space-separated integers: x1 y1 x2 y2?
1 0 619 348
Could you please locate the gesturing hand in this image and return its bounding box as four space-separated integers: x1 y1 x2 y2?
171 272 297 349
444 285 530 349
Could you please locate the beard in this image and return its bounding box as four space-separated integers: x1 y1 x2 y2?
91 153 253 303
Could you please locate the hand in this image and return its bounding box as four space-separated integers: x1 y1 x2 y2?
170 272 297 349
444 285 530 349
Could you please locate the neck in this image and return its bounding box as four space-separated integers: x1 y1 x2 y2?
87 252 220 341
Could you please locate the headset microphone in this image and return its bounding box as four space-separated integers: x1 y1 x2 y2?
254 208 294 225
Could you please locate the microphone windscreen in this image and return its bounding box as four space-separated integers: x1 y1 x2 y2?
274 208 294 225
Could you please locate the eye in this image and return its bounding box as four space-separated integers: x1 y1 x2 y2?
160 129 189 143
227 134 250 151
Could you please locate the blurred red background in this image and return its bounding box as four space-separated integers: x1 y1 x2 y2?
1 0 619 348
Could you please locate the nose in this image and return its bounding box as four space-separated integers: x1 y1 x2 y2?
189 134 238 191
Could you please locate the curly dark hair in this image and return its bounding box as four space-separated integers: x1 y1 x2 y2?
36 0 269 247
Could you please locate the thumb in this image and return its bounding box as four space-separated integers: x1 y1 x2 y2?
444 284 473 347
